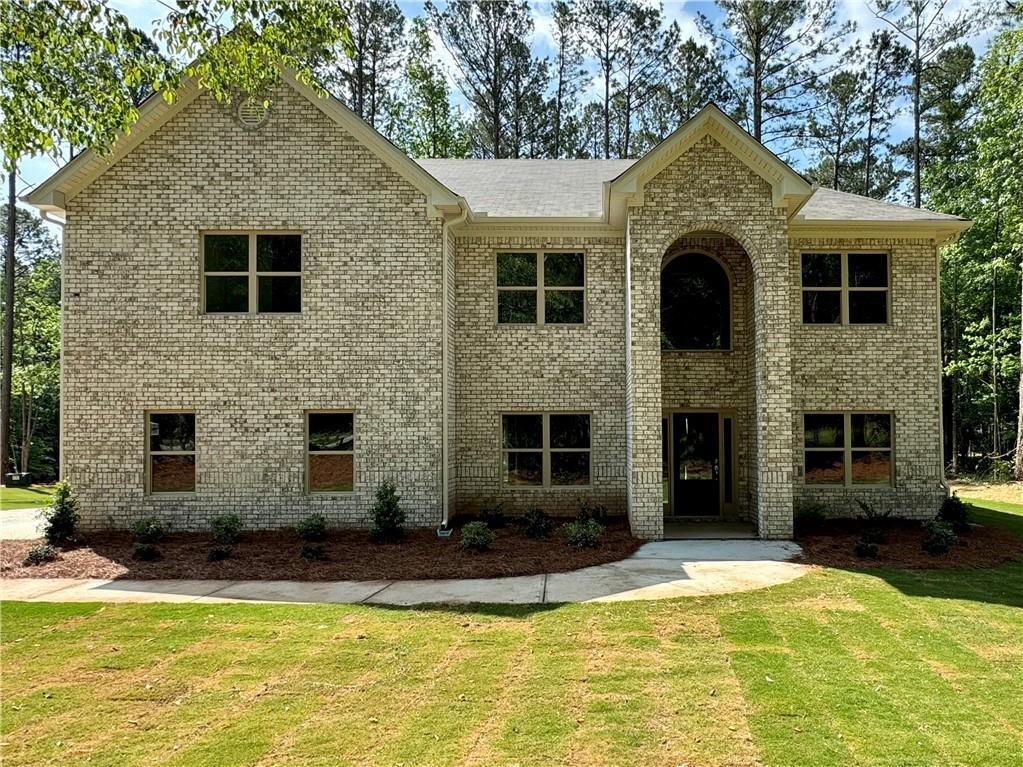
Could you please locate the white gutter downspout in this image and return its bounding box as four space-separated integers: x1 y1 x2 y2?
439 200 469 534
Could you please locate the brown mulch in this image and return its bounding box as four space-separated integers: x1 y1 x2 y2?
795 518 1023 570
0 522 642 581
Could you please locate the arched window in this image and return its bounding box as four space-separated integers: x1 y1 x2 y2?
661 253 731 350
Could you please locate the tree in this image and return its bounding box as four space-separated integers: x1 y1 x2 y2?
697 0 854 148
860 30 910 198
805 68 869 191
549 1 586 158
504 43 550 158
576 0 631 158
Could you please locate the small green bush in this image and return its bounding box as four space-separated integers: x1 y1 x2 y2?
793 501 827 536
371 480 405 543
856 499 892 523
299 543 327 561
578 499 609 525
519 507 554 539
210 514 242 545
860 526 887 545
43 481 80 545
989 459 1012 483
854 539 879 559
131 516 168 543
562 519 604 548
478 503 507 528
460 521 496 551
938 495 970 534
922 519 957 555
132 543 162 561
23 544 59 566
207 545 232 562
296 514 328 542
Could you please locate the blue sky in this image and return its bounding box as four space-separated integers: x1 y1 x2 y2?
16 0 994 229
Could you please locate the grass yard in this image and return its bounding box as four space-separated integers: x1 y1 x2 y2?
1 502 1021 767
0 485 54 511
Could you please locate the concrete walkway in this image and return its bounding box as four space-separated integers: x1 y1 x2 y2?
1 540 807 605
0 508 45 540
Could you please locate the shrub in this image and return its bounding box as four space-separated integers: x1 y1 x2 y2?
855 499 892 523
854 539 879 559
460 521 496 551
132 543 162 561
793 501 827 536
478 503 507 528
938 495 971 534
23 544 59 566
210 514 242 545
370 480 405 543
299 543 327 561
922 519 957 555
207 545 232 562
860 526 887 545
131 516 168 543
578 499 609 525
989 459 1012 483
296 513 328 542
856 500 891 544
43 481 80 545
562 519 604 548
519 507 554 539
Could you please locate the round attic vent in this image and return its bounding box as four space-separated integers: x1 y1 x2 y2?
237 98 269 129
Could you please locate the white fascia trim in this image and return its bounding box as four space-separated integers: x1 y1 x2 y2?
789 220 972 244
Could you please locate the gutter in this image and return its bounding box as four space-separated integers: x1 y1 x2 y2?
439 199 469 535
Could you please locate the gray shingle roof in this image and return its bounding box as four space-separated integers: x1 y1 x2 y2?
417 159 635 218
794 186 967 223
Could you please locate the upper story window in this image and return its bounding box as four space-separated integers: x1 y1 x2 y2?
801 252 889 325
661 253 731 350
496 251 585 324
147 411 196 494
203 233 302 314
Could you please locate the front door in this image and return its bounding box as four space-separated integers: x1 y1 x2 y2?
671 412 720 516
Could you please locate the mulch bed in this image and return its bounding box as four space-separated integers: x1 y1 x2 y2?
0 521 642 581
795 518 1023 570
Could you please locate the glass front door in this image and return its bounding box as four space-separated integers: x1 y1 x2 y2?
667 412 724 517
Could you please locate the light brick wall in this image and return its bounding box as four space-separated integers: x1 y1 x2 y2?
451 234 627 517
62 84 446 531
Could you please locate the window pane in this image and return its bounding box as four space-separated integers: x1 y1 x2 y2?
550 414 589 448
497 290 537 323
205 275 249 313
852 413 891 448
661 254 730 349
849 291 888 324
203 234 248 271
804 451 845 484
852 451 891 484
804 414 844 448
149 413 195 452
505 452 542 485
544 252 584 287
308 412 354 452
496 252 536 287
258 275 301 313
802 290 841 324
801 253 841 287
256 234 301 272
544 290 584 324
551 452 590 485
151 455 195 493
502 414 543 449
848 253 887 287
309 453 354 492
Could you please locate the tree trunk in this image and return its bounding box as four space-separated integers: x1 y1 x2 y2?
2 168 15 482
912 32 922 208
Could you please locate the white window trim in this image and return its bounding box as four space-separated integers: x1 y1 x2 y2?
802 411 894 488
800 251 891 326
305 409 355 494
145 409 196 496
495 250 586 326
201 231 303 315
500 412 592 488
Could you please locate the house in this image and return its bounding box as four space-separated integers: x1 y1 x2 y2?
25 72 970 540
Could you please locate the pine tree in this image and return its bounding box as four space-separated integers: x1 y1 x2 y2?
806 69 869 192
549 1 587 158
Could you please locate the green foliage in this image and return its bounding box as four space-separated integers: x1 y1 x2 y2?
459 521 496 551
42 480 79 545
561 518 604 548
299 543 327 561
938 495 971 534
22 543 59 566
370 480 405 543
477 502 507 528
578 499 609 525
131 543 162 561
210 514 242 544
207 545 232 562
921 519 958 555
131 516 168 543
296 514 328 542
793 501 827 536
854 539 879 559
518 507 554 539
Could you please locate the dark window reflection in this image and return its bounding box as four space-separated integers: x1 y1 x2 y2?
308 412 354 451
661 254 730 350
502 414 543 449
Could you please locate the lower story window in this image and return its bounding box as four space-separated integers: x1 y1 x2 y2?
147 412 196 493
307 411 354 492
803 412 892 486
502 413 590 487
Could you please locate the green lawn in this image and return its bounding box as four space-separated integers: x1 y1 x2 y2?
1 485 54 511
1 503 1021 767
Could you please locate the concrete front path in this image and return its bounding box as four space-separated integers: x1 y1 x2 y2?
1 540 806 605
1 509 45 540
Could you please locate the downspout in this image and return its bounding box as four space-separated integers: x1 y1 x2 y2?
439 200 469 534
